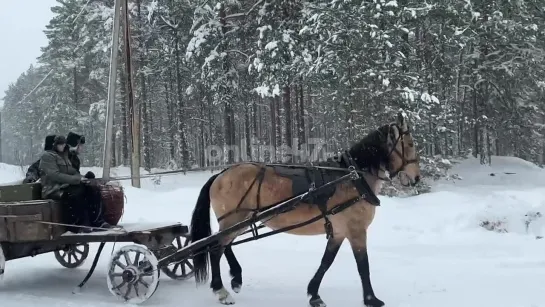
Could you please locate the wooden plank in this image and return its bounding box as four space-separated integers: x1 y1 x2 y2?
0 199 64 242
51 222 188 248
0 213 43 222
60 222 187 237
0 183 42 203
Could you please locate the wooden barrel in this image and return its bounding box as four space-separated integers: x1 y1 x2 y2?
97 182 125 225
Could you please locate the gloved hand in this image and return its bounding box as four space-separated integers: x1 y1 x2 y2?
23 174 38 184
84 171 95 179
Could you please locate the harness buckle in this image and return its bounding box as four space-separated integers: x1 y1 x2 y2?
349 168 360 180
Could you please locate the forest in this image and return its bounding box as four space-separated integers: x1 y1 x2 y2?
1 0 544 193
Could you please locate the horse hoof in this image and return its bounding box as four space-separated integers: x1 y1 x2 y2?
364 295 385 307
309 297 327 307
220 298 235 305
231 283 241 293
220 295 235 305
215 288 236 305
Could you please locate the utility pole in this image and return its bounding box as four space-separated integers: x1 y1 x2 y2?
0 110 3 163
122 0 141 188
102 0 122 180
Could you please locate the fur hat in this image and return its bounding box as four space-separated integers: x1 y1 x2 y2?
44 135 56 151
66 132 85 148
53 135 67 146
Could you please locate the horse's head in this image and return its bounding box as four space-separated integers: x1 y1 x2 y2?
383 112 421 186
348 112 421 187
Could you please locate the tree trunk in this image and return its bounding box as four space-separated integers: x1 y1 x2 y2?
122 0 140 188
166 69 176 162
283 85 292 163
275 95 282 158
73 66 78 105
244 103 251 161
140 72 151 171
270 97 277 162
174 35 189 168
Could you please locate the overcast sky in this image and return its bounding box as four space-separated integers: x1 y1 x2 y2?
0 0 57 107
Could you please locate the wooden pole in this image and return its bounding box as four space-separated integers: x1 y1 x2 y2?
0 110 3 163
122 0 141 188
101 0 122 180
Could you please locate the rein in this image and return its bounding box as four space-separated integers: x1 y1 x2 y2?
100 124 417 186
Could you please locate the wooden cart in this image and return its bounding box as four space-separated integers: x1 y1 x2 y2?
0 181 194 304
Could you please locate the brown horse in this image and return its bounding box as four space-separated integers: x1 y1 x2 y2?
189 112 421 307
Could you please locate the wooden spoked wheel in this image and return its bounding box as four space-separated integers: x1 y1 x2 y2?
160 235 194 280
54 243 89 269
106 244 160 304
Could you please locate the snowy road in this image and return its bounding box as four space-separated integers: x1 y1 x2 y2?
1 157 544 307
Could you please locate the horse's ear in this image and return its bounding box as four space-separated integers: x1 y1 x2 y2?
396 112 408 131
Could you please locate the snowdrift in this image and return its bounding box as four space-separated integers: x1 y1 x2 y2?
0 163 26 184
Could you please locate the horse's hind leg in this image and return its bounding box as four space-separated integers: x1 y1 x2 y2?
307 236 344 307
210 219 249 305
209 244 235 304
224 246 243 293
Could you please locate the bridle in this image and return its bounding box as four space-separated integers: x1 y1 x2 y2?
384 123 419 180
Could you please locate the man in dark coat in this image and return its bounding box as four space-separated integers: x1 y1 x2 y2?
23 135 56 184
39 135 111 232
66 132 95 179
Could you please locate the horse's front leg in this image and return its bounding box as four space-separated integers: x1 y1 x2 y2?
347 230 384 307
307 236 344 307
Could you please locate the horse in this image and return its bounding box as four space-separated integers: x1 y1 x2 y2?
189 112 421 307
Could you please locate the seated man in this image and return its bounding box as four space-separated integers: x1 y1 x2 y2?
39 135 112 233
23 135 56 184
65 131 112 228
66 132 95 179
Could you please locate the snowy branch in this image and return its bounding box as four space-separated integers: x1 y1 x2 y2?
225 0 265 20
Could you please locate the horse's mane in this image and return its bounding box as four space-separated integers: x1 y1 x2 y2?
350 124 391 171
322 124 390 173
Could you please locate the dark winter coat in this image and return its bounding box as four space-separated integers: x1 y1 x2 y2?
23 135 57 184
38 150 82 199
65 132 94 179
67 151 81 173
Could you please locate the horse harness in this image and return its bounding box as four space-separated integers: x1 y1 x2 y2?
216 151 379 240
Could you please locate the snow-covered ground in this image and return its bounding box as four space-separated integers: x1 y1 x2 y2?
0 156 544 307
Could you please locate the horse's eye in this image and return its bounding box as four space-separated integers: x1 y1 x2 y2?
408 142 414 147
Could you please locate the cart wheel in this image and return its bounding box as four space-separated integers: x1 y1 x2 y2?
106 244 160 304
0 243 5 281
54 243 89 269
160 235 194 280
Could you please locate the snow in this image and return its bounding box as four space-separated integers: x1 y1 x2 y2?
0 156 545 306
264 41 278 51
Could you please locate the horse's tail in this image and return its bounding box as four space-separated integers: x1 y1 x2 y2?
190 171 222 284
